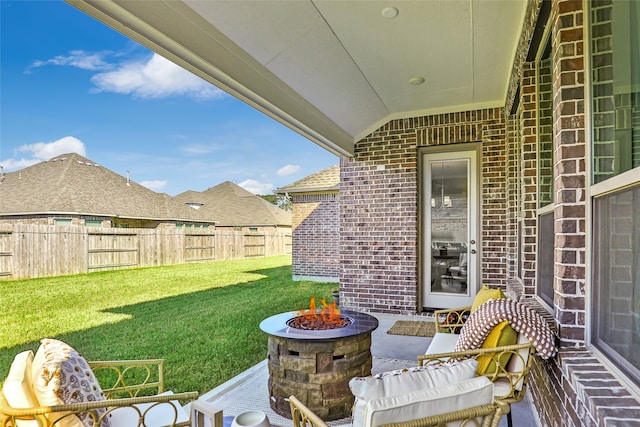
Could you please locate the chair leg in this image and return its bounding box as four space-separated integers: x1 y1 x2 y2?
507 411 513 427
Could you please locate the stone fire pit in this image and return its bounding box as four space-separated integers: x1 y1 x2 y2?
259 310 378 420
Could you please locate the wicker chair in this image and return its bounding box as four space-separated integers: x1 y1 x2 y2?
418 306 536 427
1 358 216 427
289 394 508 427
434 305 472 334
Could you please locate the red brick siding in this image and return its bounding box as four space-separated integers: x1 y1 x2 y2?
520 61 539 296
531 349 640 427
552 0 587 346
340 109 508 313
519 1 640 426
340 120 418 313
291 193 339 280
480 111 509 286
505 114 520 279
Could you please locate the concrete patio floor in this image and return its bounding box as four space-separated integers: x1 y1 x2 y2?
197 312 541 427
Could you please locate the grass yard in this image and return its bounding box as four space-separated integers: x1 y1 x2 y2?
0 255 337 394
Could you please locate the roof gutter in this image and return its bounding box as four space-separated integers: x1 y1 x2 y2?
275 186 339 194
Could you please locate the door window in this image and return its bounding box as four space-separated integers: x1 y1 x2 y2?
421 147 478 309
430 159 469 295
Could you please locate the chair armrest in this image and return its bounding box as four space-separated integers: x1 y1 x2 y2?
433 306 471 333
88 359 166 398
379 401 510 427
418 342 533 367
1 391 199 427
418 343 531 364
418 343 535 402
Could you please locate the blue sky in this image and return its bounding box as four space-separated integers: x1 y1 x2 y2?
0 1 338 196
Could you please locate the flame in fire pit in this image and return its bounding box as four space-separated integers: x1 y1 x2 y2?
288 296 351 330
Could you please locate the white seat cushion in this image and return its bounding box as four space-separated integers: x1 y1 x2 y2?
425 332 460 355
107 391 190 427
365 376 494 427
492 378 512 399
350 359 478 427
350 359 477 401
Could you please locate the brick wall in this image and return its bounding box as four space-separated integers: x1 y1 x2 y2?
538 54 554 207
479 111 509 286
521 1 640 426
530 349 640 427
520 61 539 296
290 192 339 281
340 119 418 313
340 109 508 313
505 112 520 279
551 0 587 347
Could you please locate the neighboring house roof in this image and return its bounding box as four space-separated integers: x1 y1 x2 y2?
174 181 292 227
0 153 212 223
276 165 339 194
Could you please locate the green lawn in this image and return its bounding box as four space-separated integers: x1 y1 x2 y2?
0 255 336 395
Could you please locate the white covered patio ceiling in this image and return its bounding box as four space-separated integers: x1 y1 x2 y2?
66 1 527 157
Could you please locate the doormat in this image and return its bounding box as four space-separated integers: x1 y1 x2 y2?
387 320 436 338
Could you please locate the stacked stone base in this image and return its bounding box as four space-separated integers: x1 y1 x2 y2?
266 333 372 420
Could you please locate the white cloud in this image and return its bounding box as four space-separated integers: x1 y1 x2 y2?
91 53 225 100
182 143 223 155
17 136 86 160
29 50 112 72
0 157 39 171
140 180 168 191
1 137 87 172
239 179 274 195
276 164 300 176
28 49 225 100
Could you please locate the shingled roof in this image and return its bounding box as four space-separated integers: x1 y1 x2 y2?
0 153 210 222
174 181 291 227
275 164 339 194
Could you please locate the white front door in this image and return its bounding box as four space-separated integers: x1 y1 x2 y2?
421 148 479 309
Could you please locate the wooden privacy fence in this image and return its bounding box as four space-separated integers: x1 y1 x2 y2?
0 224 292 280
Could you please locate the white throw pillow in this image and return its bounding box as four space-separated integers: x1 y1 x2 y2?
2 350 40 427
365 376 493 427
31 339 110 427
424 332 460 355
349 359 478 427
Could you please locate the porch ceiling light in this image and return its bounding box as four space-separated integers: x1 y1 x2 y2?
409 76 425 85
381 7 399 18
